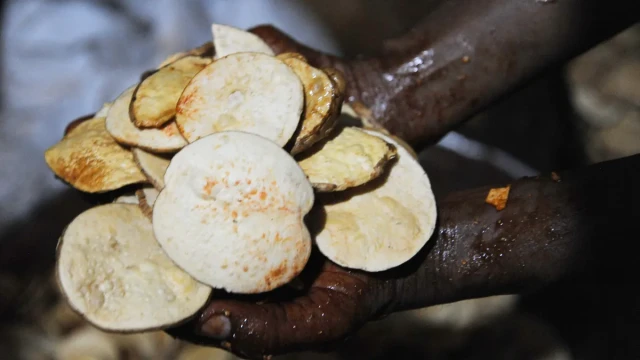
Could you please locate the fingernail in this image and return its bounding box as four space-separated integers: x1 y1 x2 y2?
198 315 231 339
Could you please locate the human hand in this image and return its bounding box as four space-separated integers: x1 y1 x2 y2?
164 152 640 359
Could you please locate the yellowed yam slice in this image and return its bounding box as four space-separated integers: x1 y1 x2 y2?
282 58 344 155
175 53 303 146
106 86 187 152
131 56 212 129
132 148 171 190
44 117 147 193
56 204 212 332
314 130 437 272
298 127 397 192
211 23 274 59
153 132 314 294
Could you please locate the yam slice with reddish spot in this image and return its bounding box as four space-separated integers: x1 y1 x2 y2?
153 131 314 293
175 52 303 146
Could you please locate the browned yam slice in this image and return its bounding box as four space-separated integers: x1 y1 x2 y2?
44 117 147 193
283 59 345 155
131 56 213 129
132 148 172 190
297 126 397 192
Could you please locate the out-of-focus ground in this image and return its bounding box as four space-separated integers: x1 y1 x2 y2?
0 1 637 359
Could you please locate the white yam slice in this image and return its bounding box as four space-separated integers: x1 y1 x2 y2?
56 204 212 332
106 86 187 152
175 52 303 146
136 187 159 218
211 23 274 59
114 192 139 205
282 58 344 155
314 130 437 272
153 131 314 293
297 127 397 192
44 117 147 193
131 56 212 128
132 148 172 190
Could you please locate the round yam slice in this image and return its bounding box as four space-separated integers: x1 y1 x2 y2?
132 148 172 190
283 58 344 155
44 117 147 193
106 86 187 152
131 56 212 128
176 53 303 146
297 126 397 192
314 130 437 272
136 187 159 218
211 23 274 59
153 131 314 294
56 204 212 332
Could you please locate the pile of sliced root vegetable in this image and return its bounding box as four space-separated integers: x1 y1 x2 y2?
45 24 437 333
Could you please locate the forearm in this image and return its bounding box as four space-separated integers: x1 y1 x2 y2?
389 154 640 313
349 0 640 145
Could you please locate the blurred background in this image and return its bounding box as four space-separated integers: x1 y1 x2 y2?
0 1 637 359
